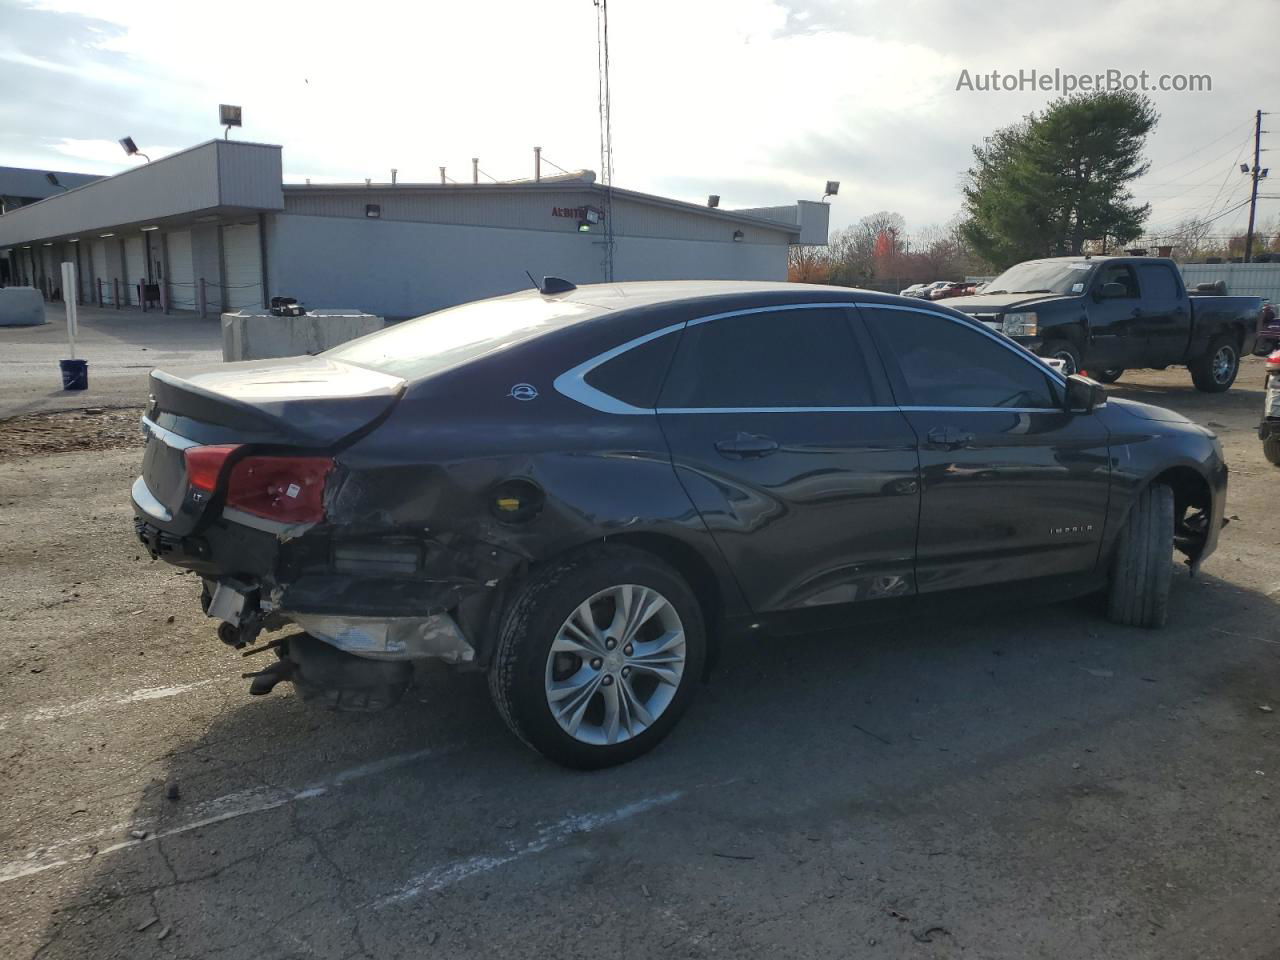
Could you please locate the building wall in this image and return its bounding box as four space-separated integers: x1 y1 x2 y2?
266 213 788 319
282 187 794 245
1181 263 1280 304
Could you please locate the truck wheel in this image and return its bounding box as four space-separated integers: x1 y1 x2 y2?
488 546 706 769
1106 484 1174 629
1190 334 1239 392
1264 436 1280 467
1041 340 1082 376
1093 369 1124 384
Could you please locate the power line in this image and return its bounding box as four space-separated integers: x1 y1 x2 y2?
1141 118 1253 180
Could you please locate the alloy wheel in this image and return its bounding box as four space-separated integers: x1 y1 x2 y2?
1212 345 1236 384
544 584 686 746
1050 349 1078 376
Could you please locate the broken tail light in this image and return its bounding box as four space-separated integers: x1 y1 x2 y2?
184 445 243 492
225 455 335 525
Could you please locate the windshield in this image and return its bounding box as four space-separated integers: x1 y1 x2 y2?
326 294 600 379
982 261 1094 296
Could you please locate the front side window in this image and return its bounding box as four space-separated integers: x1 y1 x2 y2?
1096 264 1139 298
659 307 871 409
863 308 1059 409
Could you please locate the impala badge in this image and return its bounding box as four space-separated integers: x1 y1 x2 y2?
509 383 538 401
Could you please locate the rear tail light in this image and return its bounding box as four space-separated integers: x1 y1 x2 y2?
184 445 242 492
1267 350 1280 373
226 455 335 524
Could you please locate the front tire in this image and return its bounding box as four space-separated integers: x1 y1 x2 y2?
1107 484 1174 628
1190 334 1239 392
488 546 706 769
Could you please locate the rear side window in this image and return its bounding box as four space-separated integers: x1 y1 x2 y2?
583 333 679 408
863 308 1059 409
1137 264 1181 301
659 307 872 408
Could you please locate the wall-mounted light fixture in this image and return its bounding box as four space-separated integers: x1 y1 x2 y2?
99 232 116 238
732 229 744 242
140 225 160 231
366 204 381 218
119 136 151 162
42 242 54 246
822 180 840 201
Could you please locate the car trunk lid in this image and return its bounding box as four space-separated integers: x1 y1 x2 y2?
135 355 405 535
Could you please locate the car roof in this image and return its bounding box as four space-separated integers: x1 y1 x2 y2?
501 279 925 313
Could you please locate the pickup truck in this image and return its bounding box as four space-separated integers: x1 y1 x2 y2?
946 255 1261 391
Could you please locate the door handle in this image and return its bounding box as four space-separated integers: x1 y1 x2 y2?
714 433 779 459
926 426 974 450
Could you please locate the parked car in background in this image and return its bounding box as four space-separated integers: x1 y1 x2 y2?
946 256 1261 391
900 283 930 298
929 281 974 300
132 280 1228 768
1255 300 1279 356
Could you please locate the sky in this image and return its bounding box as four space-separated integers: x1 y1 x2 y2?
1 0 1277 240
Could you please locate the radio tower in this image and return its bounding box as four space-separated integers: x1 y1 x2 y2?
595 0 615 282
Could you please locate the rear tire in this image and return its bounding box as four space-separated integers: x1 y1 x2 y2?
488 546 706 769
1106 484 1174 628
1041 340 1082 377
1264 435 1280 467
1190 334 1239 392
1093 368 1124 384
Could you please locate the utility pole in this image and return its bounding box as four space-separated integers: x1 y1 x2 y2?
1244 109 1265 263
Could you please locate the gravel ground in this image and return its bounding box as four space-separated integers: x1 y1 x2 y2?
1 360 1278 960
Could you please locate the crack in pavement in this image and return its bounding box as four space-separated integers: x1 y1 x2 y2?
1 746 451 885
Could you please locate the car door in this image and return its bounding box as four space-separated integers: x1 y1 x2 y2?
656 304 921 622
860 305 1111 595
1135 262 1191 367
1087 263 1144 369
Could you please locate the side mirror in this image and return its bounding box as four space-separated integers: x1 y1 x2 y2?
1064 374 1105 413
1097 281 1127 299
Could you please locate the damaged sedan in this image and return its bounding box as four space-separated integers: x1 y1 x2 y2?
133 280 1227 768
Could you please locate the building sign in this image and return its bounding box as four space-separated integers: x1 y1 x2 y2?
552 206 603 223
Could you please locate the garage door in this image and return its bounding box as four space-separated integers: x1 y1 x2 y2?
221 222 262 311
166 230 195 311
91 240 111 304
124 236 145 305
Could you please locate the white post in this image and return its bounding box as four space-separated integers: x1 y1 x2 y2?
61 261 78 358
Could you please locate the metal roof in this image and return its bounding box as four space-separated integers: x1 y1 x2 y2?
0 166 101 201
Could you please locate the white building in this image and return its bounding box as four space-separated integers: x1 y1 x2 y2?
0 140 828 319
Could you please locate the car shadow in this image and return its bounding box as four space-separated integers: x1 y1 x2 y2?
24 565 1280 959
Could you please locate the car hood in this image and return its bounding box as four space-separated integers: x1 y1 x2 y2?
947 293 1069 313
1107 396 1197 426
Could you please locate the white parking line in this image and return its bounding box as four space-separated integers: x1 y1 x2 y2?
0 747 447 884
368 791 685 909
0 677 230 729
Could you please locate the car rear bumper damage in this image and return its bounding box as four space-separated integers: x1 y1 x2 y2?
134 501 505 707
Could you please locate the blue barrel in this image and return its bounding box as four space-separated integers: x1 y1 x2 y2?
59 358 88 391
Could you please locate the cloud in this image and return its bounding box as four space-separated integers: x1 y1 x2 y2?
2 0 1278 237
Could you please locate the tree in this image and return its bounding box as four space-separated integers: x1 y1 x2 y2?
960 91 1158 267
788 244 831 283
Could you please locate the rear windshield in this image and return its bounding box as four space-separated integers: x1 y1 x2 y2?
326 294 600 379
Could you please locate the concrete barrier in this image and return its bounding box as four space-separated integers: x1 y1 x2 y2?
221 309 384 361
0 287 48 327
